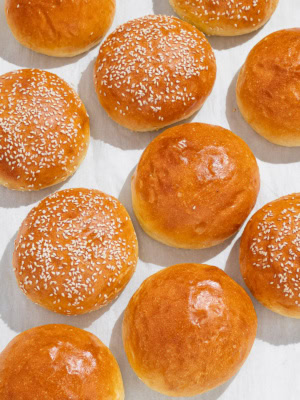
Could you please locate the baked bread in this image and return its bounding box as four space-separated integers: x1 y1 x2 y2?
240 193 300 318
94 15 216 132
132 123 260 249
0 324 124 400
5 0 116 57
13 188 138 315
236 28 300 147
0 69 90 191
123 263 257 397
169 0 279 36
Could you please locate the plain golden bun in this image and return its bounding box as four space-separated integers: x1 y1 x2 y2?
132 123 260 249
123 263 257 397
5 0 116 57
94 15 216 132
237 29 300 147
13 188 138 315
0 324 124 400
0 69 90 191
169 0 279 36
240 193 300 318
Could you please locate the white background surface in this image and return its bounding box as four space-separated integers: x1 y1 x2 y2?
0 0 299 399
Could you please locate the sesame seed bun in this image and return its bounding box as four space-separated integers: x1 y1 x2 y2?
0 69 90 191
0 324 124 400
169 0 279 36
236 29 300 147
131 123 260 249
94 15 216 132
123 263 257 397
5 0 116 57
240 193 300 319
13 188 138 315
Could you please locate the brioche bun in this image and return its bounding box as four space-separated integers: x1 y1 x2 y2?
5 0 116 57
94 15 216 132
132 123 260 249
123 263 257 397
240 193 300 318
0 324 124 400
237 29 300 147
169 0 279 36
0 69 90 191
13 188 138 315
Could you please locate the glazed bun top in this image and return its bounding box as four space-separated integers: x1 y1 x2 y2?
0 69 90 191
94 15 216 132
123 263 257 397
169 0 279 36
5 0 116 57
132 123 260 249
236 28 300 147
0 324 124 400
13 188 138 315
240 193 300 318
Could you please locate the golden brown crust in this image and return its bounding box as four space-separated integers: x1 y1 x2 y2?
132 123 260 249
236 29 300 147
5 0 116 57
240 193 300 318
13 188 138 315
169 0 279 36
94 15 216 132
0 69 90 191
0 324 124 400
123 263 257 397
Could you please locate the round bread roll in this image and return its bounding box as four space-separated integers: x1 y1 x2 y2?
94 15 216 132
169 0 279 36
13 188 138 315
0 69 90 191
240 193 300 318
236 29 300 147
5 0 116 57
123 263 257 397
132 123 260 249
0 324 124 400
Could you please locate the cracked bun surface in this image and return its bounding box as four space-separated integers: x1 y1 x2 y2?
131 123 260 249
240 193 300 318
0 324 124 400
169 0 279 36
236 29 300 147
123 263 257 397
13 188 138 315
0 69 90 191
94 15 216 132
5 0 116 57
